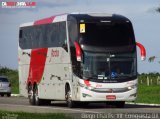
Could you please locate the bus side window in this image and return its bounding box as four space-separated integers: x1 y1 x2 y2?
19 29 24 49
19 30 22 39
68 20 78 47
59 22 67 51
62 39 68 51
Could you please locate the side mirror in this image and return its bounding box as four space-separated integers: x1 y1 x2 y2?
74 41 82 62
136 42 146 61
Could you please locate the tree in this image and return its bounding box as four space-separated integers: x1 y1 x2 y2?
148 56 156 62
149 6 160 62
156 5 160 12
148 56 160 64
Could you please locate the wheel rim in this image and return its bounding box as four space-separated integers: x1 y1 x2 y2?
35 88 39 104
28 87 34 103
34 85 41 106
67 91 72 103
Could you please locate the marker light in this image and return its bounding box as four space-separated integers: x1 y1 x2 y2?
74 41 82 61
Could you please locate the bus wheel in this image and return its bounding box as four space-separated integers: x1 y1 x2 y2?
34 85 42 106
115 101 125 108
7 93 11 97
34 85 51 106
28 85 35 105
66 87 75 108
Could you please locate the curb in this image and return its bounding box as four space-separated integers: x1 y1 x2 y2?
126 102 160 106
11 94 21 97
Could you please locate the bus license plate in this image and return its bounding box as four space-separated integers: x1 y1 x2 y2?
106 95 116 100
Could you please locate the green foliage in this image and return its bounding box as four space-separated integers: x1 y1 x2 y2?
135 84 160 104
148 56 156 62
0 66 19 94
138 72 160 85
137 73 160 104
156 7 160 12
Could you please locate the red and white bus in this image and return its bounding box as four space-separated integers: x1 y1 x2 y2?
18 13 146 108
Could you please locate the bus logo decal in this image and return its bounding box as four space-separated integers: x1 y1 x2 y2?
51 49 59 57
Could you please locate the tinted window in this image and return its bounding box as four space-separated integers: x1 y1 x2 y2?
79 22 135 47
0 78 9 82
68 18 78 47
19 22 67 49
68 17 81 77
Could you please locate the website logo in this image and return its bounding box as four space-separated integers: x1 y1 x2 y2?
1 1 36 8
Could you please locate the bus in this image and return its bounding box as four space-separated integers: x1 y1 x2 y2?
18 13 146 108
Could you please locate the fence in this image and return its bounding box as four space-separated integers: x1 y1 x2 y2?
139 76 160 86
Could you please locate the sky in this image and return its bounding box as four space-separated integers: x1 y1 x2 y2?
0 0 160 73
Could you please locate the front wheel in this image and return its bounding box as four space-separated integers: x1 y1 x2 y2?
7 93 11 97
65 87 75 108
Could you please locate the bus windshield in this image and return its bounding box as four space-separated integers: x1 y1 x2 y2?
82 51 137 82
79 22 135 47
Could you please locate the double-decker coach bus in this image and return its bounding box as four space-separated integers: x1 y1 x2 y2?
18 13 146 108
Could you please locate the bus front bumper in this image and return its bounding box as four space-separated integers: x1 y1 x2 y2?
79 87 137 102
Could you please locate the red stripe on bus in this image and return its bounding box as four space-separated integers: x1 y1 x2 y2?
28 48 48 84
34 16 55 25
27 16 55 84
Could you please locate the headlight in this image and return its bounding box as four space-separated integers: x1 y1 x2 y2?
128 84 137 90
85 86 95 90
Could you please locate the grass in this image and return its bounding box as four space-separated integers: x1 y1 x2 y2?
0 111 73 119
135 84 160 104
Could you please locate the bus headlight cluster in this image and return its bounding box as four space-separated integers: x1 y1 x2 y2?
128 84 137 90
85 86 95 90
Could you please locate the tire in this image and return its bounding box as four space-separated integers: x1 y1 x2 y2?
34 85 50 106
65 86 75 108
7 93 11 97
28 85 35 105
115 101 125 108
1 94 4 97
34 85 41 106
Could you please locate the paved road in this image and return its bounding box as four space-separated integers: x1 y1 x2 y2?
0 97 159 118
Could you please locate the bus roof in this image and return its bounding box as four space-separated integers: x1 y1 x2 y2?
20 13 129 27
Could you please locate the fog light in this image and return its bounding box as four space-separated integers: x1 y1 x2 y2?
82 93 92 98
130 93 137 97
